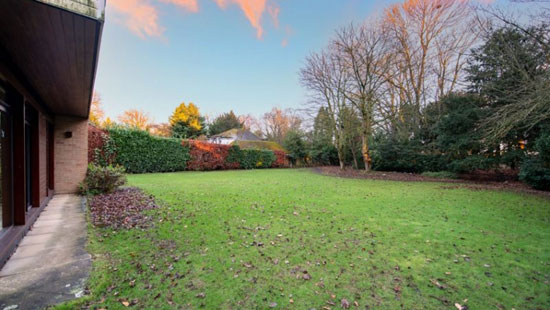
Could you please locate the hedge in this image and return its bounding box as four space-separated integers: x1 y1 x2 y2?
226 145 276 169
185 141 288 170
87 126 289 173
185 140 240 171
108 128 190 173
88 125 108 164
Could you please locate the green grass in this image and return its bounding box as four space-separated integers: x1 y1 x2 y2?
55 169 550 309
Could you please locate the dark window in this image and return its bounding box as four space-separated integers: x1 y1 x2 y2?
0 84 13 231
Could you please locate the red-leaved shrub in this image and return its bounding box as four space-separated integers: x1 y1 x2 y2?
88 125 108 163
185 140 241 170
272 151 289 168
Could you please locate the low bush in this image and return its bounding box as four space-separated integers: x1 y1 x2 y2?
421 171 458 179
185 140 240 170
309 143 339 166
272 151 289 168
519 158 550 191
519 130 550 191
89 187 158 229
80 163 127 195
227 145 276 169
88 125 113 164
109 128 190 173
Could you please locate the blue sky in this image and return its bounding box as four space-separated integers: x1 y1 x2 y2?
94 0 394 123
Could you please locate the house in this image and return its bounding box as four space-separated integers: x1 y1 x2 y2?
208 128 262 145
0 0 104 267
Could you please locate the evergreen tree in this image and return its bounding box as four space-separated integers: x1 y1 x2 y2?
208 111 243 136
169 102 205 139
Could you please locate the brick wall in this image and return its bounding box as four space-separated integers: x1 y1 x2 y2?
38 114 48 204
54 116 88 194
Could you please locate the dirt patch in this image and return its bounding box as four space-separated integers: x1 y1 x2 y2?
313 166 550 198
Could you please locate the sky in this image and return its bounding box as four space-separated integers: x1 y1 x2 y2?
94 0 396 123
94 0 512 123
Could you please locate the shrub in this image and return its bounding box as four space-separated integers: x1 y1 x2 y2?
108 128 190 173
283 130 308 165
519 158 550 190
80 163 127 195
309 142 339 166
88 125 117 167
227 145 276 169
519 130 550 190
421 171 458 179
272 151 289 168
448 155 498 173
185 140 240 170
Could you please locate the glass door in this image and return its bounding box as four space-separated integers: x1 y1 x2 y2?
0 105 13 231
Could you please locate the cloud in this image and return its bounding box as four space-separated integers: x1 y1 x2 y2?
109 0 165 38
214 0 268 38
109 0 281 40
160 0 199 12
268 4 280 29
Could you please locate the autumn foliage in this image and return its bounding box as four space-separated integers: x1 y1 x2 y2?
185 141 240 171
88 126 289 172
272 151 289 168
88 125 109 163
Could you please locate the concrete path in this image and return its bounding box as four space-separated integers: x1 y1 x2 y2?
0 195 91 310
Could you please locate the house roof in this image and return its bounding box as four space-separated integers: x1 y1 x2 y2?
232 140 286 152
211 128 262 141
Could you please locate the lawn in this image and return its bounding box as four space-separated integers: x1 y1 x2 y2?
57 169 550 309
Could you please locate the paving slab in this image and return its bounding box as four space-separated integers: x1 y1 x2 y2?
0 195 90 310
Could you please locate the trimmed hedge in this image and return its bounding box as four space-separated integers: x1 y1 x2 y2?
227 145 276 169
272 151 289 168
108 128 190 173
185 140 240 171
87 126 289 173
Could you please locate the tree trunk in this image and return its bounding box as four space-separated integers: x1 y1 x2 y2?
362 135 371 171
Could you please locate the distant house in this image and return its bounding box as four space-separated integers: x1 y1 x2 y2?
208 128 262 145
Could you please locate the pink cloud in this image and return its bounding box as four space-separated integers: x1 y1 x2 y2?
160 0 199 12
109 0 282 40
268 4 280 29
214 0 268 38
281 38 288 47
109 0 164 38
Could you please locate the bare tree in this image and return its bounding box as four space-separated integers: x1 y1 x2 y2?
300 49 350 169
383 0 479 123
118 109 153 131
332 22 392 170
260 108 302 143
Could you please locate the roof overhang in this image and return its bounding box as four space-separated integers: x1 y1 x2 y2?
0 0 105 118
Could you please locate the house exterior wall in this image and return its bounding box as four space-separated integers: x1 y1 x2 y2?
54 116 88 194
38 114 48 203
208 137 235 145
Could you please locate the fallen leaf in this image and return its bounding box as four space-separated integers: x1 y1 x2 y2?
455 303 469 310
430 279 447 290
341 298 350 309
196 292 206 299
